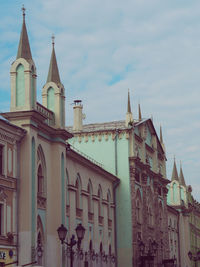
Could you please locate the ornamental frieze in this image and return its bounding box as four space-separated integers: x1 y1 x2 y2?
0 129 16 144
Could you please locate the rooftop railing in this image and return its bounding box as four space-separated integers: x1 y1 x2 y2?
36 102 55 126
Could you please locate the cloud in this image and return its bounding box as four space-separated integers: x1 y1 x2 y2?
0 0 200 201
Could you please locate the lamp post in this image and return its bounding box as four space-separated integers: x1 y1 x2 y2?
57 223 85 267
188 250 200 267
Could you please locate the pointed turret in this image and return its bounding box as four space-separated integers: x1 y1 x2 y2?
171 157 179 181
160 125 163 144
138 104 142 121
47 35 61 85
17 6 32 61
10 6 36 112
125 89 133 127
42 35 65 128
179 162 186 186
127 89 131 113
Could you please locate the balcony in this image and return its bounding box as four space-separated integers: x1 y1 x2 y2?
36 102 55 126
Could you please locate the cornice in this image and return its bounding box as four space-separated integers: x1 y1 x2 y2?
2 110 72 141
73 128 132 142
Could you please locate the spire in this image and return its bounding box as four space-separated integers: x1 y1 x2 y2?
125 89 133 127
179 162 186 186
127 89 131 113
138 103 142 121
17 5 32 60
160 125 163 144
47 35 61 84
171 157 179 181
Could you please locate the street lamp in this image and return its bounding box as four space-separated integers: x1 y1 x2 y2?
188 250 200 267
57 223 85 267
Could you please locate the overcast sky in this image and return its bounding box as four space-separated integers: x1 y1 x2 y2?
0 0 200 200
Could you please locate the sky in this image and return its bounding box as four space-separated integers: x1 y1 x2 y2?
0 0 200 200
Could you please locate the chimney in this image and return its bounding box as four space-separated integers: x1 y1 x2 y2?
73 100 83 132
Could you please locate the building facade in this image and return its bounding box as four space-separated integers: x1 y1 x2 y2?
167 159 200 267
167 205 180 266
1 10 119 267
188 194 200 267
0 117 25 266
68 94 171 266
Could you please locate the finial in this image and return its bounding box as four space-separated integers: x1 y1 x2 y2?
160 125 163 143
138 103 142 121
127 89 131 113
21 5 26 19
52 34 55 47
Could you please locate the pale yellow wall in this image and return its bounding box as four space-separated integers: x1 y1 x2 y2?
66 156 116 255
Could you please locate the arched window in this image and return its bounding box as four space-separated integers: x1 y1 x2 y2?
75 174 82 210
107 190 112 221
109 244 112 255
37 165 44 195
87 180 93 214
16 64 25 107
98 186 103 218
136 189 142 224
149 206 153 226
172 182 178 203
89 240 93 251
100 242 103 254
66 169 69 206
159 202 163 230
47 87 55 112
37 145 46 197
37 216 44 266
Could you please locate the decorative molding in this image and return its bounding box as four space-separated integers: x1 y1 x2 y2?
0 130 16 144
37 195 46 209
98 134 102 142
108 219 112 229
88 212 94 222
99 216 104 225
76 207 83 218
84 135 88 142
0 189 8 201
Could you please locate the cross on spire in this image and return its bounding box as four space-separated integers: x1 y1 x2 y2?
17 4 32 60
52 34 55 47
22 5 26 19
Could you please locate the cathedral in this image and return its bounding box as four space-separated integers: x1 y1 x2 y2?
0 6 200 267
0 8 118 267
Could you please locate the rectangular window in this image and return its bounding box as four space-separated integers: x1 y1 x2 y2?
0 145 3 175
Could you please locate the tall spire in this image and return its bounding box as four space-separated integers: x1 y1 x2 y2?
127 89 131 113
17 5 32 60
171 157 179 181
47 35 61 84
160 125 163 144
179 162 186 186
138 103 142 121
125 89 133 127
